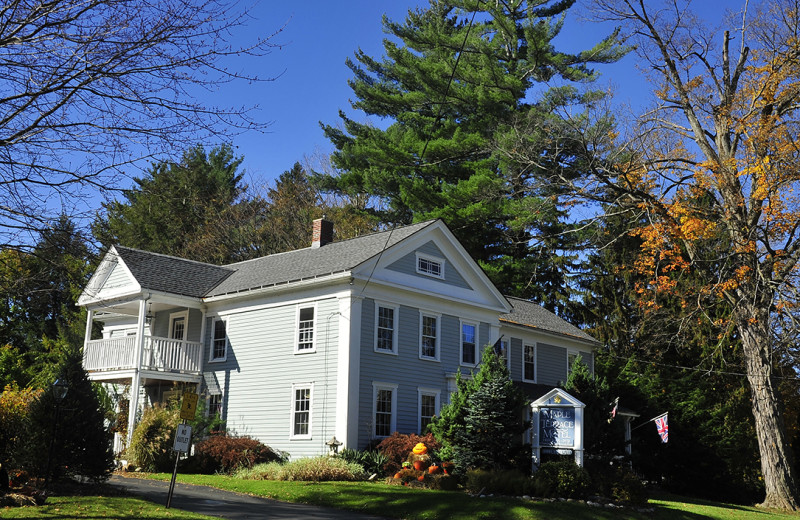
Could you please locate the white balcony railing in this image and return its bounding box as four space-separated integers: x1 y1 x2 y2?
84 336 202 374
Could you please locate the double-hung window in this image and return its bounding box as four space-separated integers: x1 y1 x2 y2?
418 388 440 434
296 305 316 353
210 318 228 362
420 313 439 360
291 383 313 439
372 382 397 438
497 339 509 371
375 304 398 354
208 394 223 419
460 321 478 366
523 344 536 382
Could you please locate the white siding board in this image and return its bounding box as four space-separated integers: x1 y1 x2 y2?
203 298 340 459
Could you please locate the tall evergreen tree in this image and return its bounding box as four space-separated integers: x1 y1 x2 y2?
94 143 249 263
319 0 628 309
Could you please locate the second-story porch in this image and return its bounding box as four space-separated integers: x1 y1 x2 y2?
84 334 203 381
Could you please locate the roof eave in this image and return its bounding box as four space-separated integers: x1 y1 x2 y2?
499 318 601 347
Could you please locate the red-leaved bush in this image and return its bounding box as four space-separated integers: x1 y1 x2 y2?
192 434 282 474
376 433 441 474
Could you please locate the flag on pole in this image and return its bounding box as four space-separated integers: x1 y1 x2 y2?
654 413 668 443
608 397 619 423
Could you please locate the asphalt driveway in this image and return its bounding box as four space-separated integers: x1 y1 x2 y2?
107 474 390 520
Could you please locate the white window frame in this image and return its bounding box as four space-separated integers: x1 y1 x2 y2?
460 320 479 367
209 317 228 362
415 252 445 280
522 343 536 383
295 303 317 354
417 387 441 434
290 383 314 440
372 382 398 438
169 310 189 341
374 302 399 355
419 311 440 361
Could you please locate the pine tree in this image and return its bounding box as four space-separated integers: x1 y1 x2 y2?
319 0 628 308
432 346 527 470
15 346 114 482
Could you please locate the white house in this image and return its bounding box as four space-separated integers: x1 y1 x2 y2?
78 218 598 458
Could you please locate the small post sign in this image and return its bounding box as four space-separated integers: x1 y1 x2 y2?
179 391 199 421
173 423 192 453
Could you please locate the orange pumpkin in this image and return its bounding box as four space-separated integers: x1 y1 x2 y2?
428 465 441 474
417 474 425 482
393 472 402 479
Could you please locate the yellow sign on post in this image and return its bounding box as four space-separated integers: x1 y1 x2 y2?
180 392 199 421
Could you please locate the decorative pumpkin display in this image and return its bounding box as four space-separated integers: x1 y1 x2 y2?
412 443 428 455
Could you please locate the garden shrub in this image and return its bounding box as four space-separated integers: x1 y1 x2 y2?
464 468 533 496
611 468 648 505
376 432 440 474
0 384 41 471
193 434 282 474
235 456 365 481
128 403 179 472
533 461 591 499
338 448 388 476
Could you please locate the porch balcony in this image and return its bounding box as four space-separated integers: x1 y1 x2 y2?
84 335 203 376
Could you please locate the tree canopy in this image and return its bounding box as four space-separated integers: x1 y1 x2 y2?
318 0 628 310
0 0 280 252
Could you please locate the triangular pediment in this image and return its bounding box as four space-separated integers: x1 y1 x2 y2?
78 246 141 306
351 220 509 313
531 388 585 409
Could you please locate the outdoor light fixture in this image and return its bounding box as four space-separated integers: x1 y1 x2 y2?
326 436 342 456
52 378 69 402
145 303 153 326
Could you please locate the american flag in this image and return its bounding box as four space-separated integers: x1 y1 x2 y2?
654 413 668 443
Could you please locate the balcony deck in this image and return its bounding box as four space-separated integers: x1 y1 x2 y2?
84 335 203 376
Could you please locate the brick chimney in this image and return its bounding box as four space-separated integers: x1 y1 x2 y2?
312 217 334 248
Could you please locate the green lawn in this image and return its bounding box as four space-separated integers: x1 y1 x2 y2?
133 473 800 520
3 474 799 520
1 494 217 519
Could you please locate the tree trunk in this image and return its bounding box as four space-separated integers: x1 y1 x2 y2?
736 301 799 510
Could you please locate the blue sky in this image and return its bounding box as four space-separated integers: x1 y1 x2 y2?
140 0 750 189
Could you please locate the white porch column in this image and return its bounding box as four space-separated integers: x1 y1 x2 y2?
126 298 148 446
336 294 361 449
82 309 94 358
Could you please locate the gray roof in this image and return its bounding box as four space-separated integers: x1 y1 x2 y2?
209 220 436 296
500 296 598 344
115 246 235 298
112 221 438 299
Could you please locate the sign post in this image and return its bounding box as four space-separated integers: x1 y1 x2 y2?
166 392 197 509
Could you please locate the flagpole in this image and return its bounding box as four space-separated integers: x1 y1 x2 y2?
631 412 667 431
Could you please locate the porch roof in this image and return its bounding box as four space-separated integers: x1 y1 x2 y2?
115 246 234 298
500 297 598 345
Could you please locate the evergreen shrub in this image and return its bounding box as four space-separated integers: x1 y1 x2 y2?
192 434 281 474
532 461 591 499
464 468 534 496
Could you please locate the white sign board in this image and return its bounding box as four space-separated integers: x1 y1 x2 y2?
173 424 192 453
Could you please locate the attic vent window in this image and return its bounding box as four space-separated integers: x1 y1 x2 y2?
416 253 444 279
